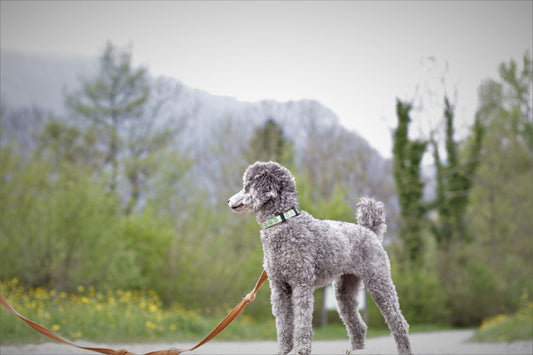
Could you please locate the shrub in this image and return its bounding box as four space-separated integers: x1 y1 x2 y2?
472 292 533 342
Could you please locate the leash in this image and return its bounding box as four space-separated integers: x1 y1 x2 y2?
0 270 268 355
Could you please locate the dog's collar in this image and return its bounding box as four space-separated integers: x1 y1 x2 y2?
259 207 300 229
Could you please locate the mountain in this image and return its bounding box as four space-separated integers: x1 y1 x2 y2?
1 50 97 113
1 49 369 156
0 49 397 223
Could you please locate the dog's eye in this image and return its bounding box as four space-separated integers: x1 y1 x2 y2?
244 183 251 193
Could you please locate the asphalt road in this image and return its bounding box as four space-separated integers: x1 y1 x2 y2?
1 330 532 354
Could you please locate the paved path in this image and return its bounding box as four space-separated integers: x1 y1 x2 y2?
2 330 532 354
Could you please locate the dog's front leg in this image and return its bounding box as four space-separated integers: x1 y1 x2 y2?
271 281 294 355
290 285 314 355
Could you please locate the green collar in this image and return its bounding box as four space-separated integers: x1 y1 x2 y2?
259 207 300 229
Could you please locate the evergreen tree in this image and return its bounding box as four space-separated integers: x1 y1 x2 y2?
66 42 148 190
247 118 294 165
66 42 172 213
392 99 427 265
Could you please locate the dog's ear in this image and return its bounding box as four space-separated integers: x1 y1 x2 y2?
261 171 280 198
251 171 280 211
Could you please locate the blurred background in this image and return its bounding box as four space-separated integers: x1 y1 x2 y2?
1 0 531 344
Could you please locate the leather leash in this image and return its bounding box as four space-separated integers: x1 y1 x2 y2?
0 270 268 355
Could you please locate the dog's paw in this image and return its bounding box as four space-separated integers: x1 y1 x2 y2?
351 340 365 350
287 346 311 355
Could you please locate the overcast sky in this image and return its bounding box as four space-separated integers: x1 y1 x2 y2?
1 1 532 158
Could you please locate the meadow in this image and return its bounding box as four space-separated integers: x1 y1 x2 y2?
3 278 531 346
0 278 275 344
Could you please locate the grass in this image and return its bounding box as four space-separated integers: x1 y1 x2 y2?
0 278 274 344
471 292 533 342
0 279 469 346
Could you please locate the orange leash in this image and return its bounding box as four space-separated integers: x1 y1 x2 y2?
1 270 268 355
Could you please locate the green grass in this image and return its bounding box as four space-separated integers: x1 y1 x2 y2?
0 278 275 344
471 293 533 342
0 278 461 345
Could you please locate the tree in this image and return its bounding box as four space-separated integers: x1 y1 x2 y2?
247 118 294 166
66 42 173 213
431 52 533 325
431 96 483 248
0 106 49 155
0 145 139 291
392 99 427 265
37 119 102 174
471 52 532 252
469 52 532 280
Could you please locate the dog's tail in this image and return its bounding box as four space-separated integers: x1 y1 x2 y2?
356 196 386 242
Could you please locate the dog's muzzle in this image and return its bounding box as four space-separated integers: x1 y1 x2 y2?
228 190 250 213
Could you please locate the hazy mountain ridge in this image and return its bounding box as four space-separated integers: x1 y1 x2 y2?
0 50 397 212
1 50 98 113
1 49 372 157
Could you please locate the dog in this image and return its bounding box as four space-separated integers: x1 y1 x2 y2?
228 161 411 354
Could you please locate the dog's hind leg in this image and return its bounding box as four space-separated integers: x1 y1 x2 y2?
271 281 294 355
364 270 411 354
334 274 368 350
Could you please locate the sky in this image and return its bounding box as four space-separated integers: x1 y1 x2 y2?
1 0 532 158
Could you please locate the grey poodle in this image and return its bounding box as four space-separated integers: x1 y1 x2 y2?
228 161 411 355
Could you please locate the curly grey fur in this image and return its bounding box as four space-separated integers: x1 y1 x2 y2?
356 196 387 242
228 161 411 355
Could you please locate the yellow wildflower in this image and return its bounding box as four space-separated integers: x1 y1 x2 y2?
145 320 157 330
70 331 83 339
479 314 507 331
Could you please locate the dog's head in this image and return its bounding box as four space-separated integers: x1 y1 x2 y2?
228 161 298 214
